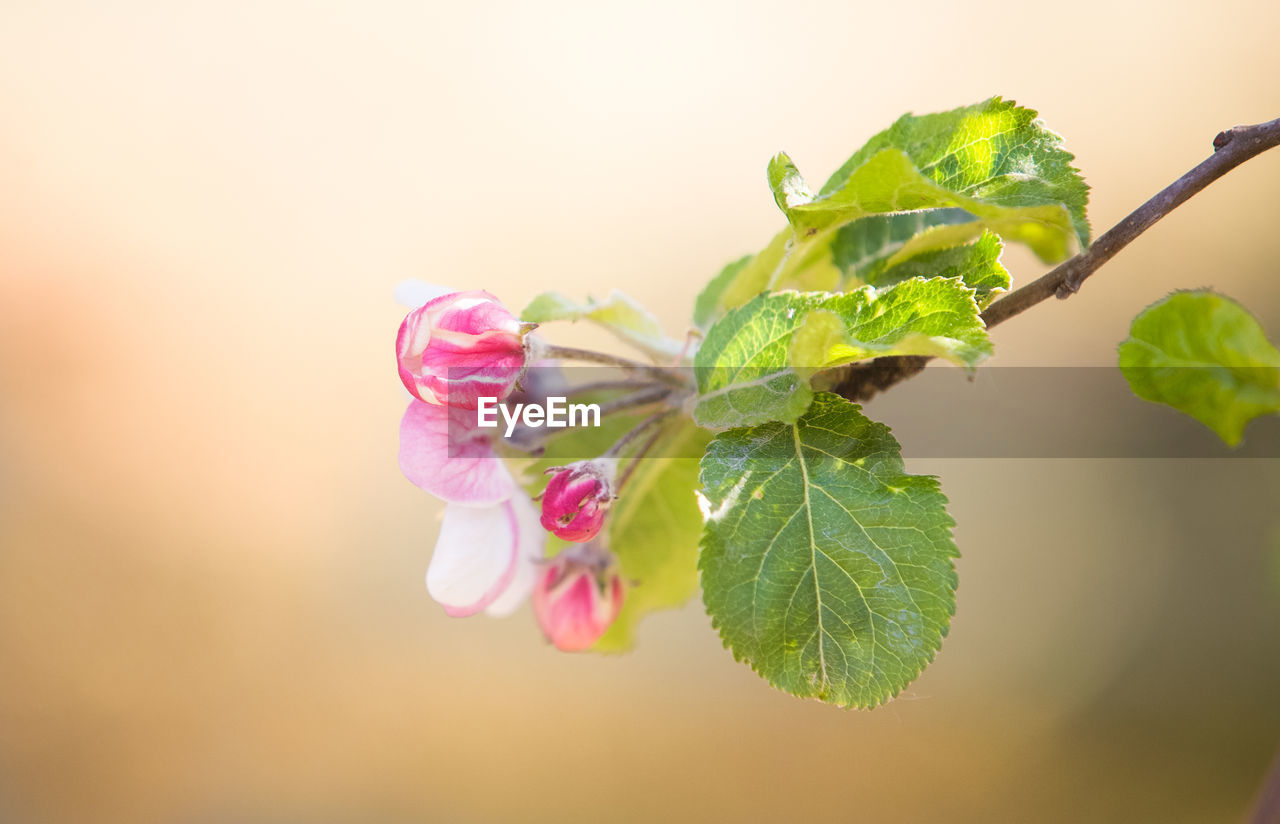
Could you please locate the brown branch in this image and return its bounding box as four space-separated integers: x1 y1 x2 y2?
986 116 1280 322
830 116 1280 403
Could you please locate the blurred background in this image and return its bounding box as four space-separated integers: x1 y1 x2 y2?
2 1 1279 821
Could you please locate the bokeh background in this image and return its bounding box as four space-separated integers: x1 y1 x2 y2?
2 2 1280 822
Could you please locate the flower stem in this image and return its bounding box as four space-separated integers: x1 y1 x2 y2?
617 423 669 490
564 379 660 399
603 408 676 460
596 384 672 418
541 344 690 388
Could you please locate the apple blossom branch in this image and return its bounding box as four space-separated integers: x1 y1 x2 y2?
828 117 1280 814
827 115 1280 403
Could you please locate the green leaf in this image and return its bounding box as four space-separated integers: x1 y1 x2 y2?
596 421 710 650
698 392 958 708
830 208 975 283
817 96 1090 250
522 290 681 361
771 146 1080 261
864 231 1010 308
715 230 795 312
693 279 990 429
695 97 1089 328
695 230 846 331
1118 290 1280 446
694 255 752 331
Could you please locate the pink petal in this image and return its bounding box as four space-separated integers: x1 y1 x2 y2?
431 291 522 336
396 291 526 407
530 552 625 651
398 400 515 506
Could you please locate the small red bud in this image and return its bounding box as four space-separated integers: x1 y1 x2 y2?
539 460 615 542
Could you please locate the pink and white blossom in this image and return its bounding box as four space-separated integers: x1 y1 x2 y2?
398 400 515 506
532 548 626 651
396 290 529 408
426 495 545 618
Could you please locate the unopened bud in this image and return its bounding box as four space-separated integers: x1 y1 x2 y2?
539 460 615 542
396 290 528 408
532 547 626 652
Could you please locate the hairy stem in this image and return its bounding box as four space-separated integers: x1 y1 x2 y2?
541 344 689 388
596 384 674 418
829 116 1280 402
604 408 676 460
565 379 660 398
616 424 669 490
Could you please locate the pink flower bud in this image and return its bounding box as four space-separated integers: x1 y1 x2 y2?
396 290 529 408
539 461 615 543
532 549 626 652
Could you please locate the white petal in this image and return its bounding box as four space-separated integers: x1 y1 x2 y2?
484 494 546 617
395 279 453 308
425 502 519 616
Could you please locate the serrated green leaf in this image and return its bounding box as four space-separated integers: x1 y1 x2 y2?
522 290 681 361
698 392 958 708
694 255 752 331
596 421 710 650
772 147 1079 261
830 208 975 283
693 279 990 429
1118 290 1280 446
865 231 1010 308
818 97 1090 249
694 98 1090 329
715 229 791 311
696 230 845 332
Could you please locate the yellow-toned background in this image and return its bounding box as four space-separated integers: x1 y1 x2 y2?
2 2 1279 822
